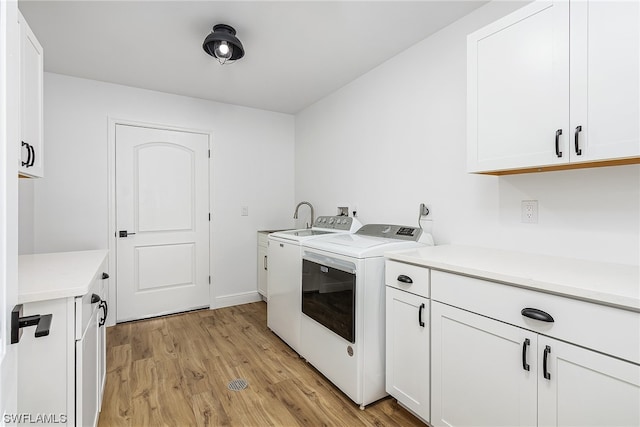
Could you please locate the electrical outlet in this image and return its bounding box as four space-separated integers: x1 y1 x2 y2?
521 200 538 224
241 206 249 216
338 206 349 216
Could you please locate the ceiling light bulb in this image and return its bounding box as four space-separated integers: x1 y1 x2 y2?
217 42 230 56
214 41 233 59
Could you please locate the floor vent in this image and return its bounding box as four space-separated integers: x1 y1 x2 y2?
227 378 248 391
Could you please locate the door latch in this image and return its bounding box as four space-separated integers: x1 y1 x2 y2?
118 230 136 238
11 304 53 344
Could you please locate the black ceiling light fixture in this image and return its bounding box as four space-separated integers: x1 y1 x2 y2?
202 24 245 65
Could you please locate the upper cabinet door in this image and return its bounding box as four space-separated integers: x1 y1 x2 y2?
18 11 44 178
570 1 640 162
467 1 570 173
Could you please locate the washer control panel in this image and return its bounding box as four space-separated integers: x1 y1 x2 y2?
355 224 423 241
313 215 355 231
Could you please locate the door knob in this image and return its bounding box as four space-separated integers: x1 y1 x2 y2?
118 230 136 238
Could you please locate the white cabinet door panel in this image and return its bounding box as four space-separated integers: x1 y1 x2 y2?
17 11 43 177
385 287 429 423
468 0 569 172
76 307 99 427
431 302 537 427
538 336 640 427
570 0 640 162
266 239 301 352
258 242 268 297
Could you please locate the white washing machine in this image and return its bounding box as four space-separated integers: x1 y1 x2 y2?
300 224 433 408
267 216 362 354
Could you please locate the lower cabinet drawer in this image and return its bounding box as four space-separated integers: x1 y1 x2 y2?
385 260 430 298
431 270 640 365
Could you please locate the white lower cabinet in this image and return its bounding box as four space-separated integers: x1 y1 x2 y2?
385 260 431 423
538 336 640 427
266 238 302 352
385 287 430 423
430 270 640 427
431 301 538 427
76 303 100 427
18 251 109 426
257 231 269 298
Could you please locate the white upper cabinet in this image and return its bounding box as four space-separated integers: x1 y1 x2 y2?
18 11 44 178
468 0 640 174
570 1 640 163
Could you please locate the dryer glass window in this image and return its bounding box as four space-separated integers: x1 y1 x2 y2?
302 259 356 343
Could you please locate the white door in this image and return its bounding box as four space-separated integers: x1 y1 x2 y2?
385 287 429 423
570 0 640 162
467 0 570 172
538 336 640 427
115 124 210 322
1 0 20 420
430 301 537 427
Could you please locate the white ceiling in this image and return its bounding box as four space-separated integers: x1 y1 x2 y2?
19 1 487 114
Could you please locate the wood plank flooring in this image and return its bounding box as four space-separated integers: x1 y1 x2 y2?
98 302 424 427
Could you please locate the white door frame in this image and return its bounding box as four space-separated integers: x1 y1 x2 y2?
1 0 20 420
107 117 213 325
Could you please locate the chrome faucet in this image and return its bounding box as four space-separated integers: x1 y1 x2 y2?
293 201 315 229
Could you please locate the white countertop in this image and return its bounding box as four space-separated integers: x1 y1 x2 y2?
386 245 640 312
19 249 109 304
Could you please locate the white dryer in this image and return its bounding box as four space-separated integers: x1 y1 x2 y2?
300 224 433 408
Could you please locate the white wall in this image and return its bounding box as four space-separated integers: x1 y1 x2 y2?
18 180 34 255
33 72 295 314
295 1 640 266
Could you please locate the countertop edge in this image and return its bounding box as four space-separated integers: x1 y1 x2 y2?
386 248 640 313
18 249 109 304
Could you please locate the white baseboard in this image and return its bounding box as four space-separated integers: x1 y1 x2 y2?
213 291 262 309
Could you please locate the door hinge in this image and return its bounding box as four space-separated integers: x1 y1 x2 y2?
209 213 211 221
208 275 211 285
208 149 211 158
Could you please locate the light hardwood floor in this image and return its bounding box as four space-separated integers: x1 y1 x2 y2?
98 302 424 427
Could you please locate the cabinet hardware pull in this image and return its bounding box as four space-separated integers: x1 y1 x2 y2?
102 272 109 280
28 144 35 167
91 293 101 304
555 129 563 158
543 345 551 380
397 275 413 284
10 304 53 344
264 255 268 271
574 125 582 155
21 141 31 167
99 301 108 327
418 303 425 327
522 338 530 371
521 307 554 323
